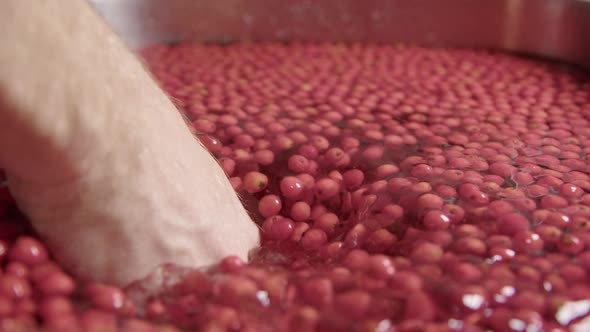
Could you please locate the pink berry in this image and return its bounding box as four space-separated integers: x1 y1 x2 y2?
302 278 334 308
263 217 295 241
496 213 530 236
334 290 370 319
404 292 436 321
540 194 569 209
489 162 516 177
288 154 310 173
229 177 242 191
8 236 48 266
367 254 395 279
38 296 73 319
410 242 443 264
85 283 126 313
217 157 236 176
557 234 585 255
200 135 223 153
35 271 76 296
342 169 365 190
324 148 346 165
512 231 544 253
254 149 275 166
423 210 452 230
512 172 534 185
301 229 328 250
5 262 28 278
442 204 465 224
298 145 319 160
435 184 457 200
313 213 339 235
219 256 246 274
560 183 584 199
453 237 487 256
381 204 404 221
296 173 316 190
314 178 340 201
375 164 400 179
280 176 305 199
243 171 269 193
361 145 384 161
0 275 31 300
416 193 444 210
258 195 282 218
410 164 434 180
290 201 311 221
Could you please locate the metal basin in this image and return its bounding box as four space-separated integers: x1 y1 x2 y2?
89 0 590 68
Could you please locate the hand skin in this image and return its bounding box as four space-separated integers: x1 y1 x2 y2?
0 0 259 286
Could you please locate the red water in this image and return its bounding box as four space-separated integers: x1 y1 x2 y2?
1 43 590 331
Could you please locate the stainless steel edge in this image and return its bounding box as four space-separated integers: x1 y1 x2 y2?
89 0 590 69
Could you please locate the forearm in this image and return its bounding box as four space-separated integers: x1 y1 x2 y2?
0 0 258 286
0 0 188 186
